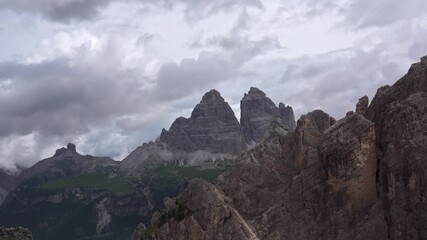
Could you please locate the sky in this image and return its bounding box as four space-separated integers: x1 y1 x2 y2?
0 0 426 170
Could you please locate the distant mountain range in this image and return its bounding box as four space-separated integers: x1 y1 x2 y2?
1 56 427 240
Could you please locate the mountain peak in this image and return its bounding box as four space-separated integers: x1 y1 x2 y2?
54 143 78 157
243 87 267 100
160 89 242 154
200 89 224 103
241 87 296 143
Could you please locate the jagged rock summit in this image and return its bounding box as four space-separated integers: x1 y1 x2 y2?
53 143 78 157
241 87 296 144
160 89 243 154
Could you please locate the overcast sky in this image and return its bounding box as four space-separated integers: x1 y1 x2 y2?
0 0 426 170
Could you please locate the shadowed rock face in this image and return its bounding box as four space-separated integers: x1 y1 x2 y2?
241 87 296 144
160 90 244 154
140 56 427 240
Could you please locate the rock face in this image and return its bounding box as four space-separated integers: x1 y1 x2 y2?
141 56 427 240
0 226 33 240
241 87 296 144
134 179 259 240
160 90 244 154
279 102 296 129
366 55 427 240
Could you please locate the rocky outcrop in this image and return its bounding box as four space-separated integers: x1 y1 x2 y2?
355 95 369 115
142 56 427 240
160 90 244 154
279 102 296 130
0 226 33 240
241 87 296 144
137 179 259 240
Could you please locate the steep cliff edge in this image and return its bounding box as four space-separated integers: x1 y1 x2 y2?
366 56 427 239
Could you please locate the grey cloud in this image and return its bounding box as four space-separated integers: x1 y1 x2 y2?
0 14 279 168
407 28 427 61
153 55 233 100
278 47 412 119
153 30 280 101
343 0 427 29
0 0 262 23
295 0 427 29
231 9 251 33
0 0 113 23
136 33 154 46
0 58 148 138
0 56 170 168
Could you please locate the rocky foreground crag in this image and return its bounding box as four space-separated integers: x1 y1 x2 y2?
135 57 427 240
0 227 33 240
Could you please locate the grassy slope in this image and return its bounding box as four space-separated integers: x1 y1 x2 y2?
40 174 135 196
